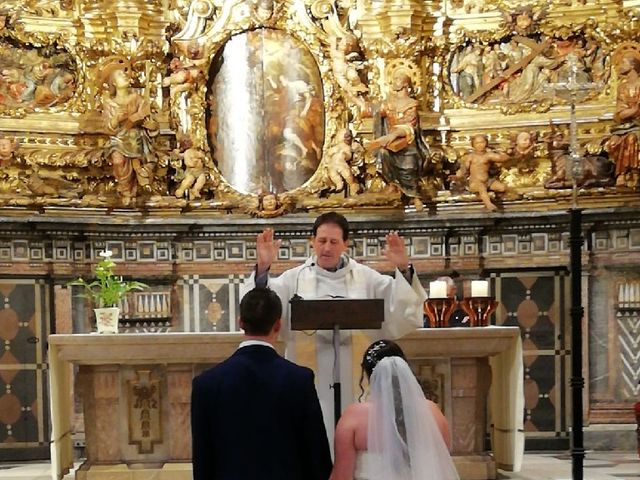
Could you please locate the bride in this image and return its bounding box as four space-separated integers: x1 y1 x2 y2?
330 340 460 480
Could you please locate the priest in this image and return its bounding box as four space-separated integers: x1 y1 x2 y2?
240 211 427 446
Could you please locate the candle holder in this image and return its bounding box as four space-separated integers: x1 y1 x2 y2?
459 296 498 327
423 297 458 328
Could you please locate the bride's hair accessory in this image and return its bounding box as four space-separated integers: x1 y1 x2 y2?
359 340 406 399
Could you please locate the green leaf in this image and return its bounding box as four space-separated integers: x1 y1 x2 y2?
66 254 148 308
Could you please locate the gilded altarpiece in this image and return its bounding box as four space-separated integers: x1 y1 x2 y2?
0 0 639 464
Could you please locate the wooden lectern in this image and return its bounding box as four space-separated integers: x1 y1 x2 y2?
290 298 383 424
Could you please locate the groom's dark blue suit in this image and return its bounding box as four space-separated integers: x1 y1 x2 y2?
191 343 332 480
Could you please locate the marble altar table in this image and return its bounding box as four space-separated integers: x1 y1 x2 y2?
48 327 522 480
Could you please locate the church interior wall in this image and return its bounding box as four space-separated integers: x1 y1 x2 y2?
1 208 639 458
0 0 639 462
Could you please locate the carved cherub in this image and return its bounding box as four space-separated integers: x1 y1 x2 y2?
501 5 547 36
0 137 18 167
450 134 509 211
241 191 295 218
507 131 538 173
260 193 278 212
324 129 362 196
329 33 368 108
252 0 274 22
162 57 203 99
165 40 207 98
174 144 209 199
543 128 571 188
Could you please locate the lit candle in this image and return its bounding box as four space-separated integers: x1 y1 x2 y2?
471 280 489 298
430 280 448 299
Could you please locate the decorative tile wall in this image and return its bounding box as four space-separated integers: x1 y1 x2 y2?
177 275 242 333
2 212 640 459
5 226 640 264
492 271 571 450
0 280 50 461
615 281 640 401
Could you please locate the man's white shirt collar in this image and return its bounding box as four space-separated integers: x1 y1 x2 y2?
238 339 275 350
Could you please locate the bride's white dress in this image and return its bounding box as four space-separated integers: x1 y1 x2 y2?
354 451 381 480
358 357 460 480
354 449 458 480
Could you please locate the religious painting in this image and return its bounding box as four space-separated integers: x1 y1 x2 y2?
448 35 607 107
207 28 324 195
0 41 76 110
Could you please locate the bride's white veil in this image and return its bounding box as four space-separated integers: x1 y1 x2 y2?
367 356 460 480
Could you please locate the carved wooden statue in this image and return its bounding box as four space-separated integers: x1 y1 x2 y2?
364 69 429 210
324 129 362 196
452 134 509 211
329 33 368 108
174 146 208 199
507 131 537 173
605 52 640 189
0 137 17 167
163 57 202 99
100 58 159 206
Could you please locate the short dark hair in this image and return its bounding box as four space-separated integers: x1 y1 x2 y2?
240 287 282 336
312 211 350 240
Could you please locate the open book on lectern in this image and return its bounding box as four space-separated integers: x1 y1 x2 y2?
289 297 384 331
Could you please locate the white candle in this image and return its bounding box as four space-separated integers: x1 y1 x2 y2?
471 280 489 298
430 280 448 299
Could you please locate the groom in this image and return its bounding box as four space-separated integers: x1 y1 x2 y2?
191 287 332 480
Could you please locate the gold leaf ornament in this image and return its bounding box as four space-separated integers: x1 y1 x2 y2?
310 0 334 19
194 0 214 15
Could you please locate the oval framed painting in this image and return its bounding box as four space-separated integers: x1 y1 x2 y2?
207 28 325 194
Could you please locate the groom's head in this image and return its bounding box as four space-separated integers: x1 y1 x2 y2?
239 287 282 338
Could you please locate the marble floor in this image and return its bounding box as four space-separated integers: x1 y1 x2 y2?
0 452 638 480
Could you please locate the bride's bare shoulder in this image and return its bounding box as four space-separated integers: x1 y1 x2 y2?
342 402 370 421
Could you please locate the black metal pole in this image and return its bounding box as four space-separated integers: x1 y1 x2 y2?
569 208 585 479
333 324 342 426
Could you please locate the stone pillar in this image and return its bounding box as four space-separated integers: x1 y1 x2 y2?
450 357 495 480
451 357 490 453
54 284 73 334
79 365 122 463
166 365 194 460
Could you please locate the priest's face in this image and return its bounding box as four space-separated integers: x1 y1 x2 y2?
311 223 349 270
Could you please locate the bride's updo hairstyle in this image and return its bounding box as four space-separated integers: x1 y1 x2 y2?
358 339 406 400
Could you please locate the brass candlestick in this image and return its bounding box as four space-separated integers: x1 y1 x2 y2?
459 297 498 327
423 297 457 328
